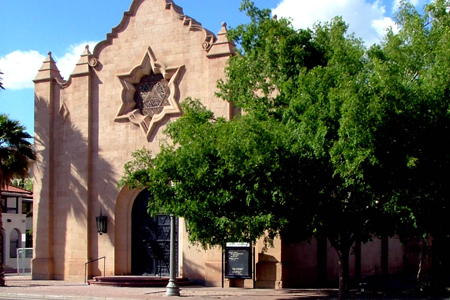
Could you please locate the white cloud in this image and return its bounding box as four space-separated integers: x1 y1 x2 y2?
372 17 399 37
0 50 45 90
272 0 397 46
55 41 98 80
0 41 98 90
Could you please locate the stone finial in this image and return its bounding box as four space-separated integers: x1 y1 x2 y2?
71 45 93 76
207 22 237 58
34 51 62 83
217 22 228 36
82 45 91 56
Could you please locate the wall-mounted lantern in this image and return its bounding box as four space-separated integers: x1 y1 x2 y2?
185 218 189 233
96 209 107 235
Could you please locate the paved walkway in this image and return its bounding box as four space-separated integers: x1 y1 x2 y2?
1 275 340 300
0 274 446 299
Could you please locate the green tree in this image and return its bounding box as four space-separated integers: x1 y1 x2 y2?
364 0 450 286
216 6 383 297
10 178 33 192
120 1 450 298
0 115 34 286
121 99 305 246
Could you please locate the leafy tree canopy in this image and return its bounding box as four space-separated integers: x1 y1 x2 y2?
120 0 450 297
0 114 34 188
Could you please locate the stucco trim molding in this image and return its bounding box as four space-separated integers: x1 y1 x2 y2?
164 0 216 51
92 0 216 58
115 46 184 140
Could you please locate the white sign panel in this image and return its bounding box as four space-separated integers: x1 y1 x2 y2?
226 242 250 247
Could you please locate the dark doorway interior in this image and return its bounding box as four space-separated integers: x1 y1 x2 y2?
131 189 178 276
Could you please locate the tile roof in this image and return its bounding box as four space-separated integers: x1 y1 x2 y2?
1 185 33 198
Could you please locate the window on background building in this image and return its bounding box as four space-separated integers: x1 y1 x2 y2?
1 197 19 214
26 230 33 248
6 197 18 214
10 228 20 258
22 200 32 217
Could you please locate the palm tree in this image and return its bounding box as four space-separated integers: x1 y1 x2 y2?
0 71 4 90
0 114 34 286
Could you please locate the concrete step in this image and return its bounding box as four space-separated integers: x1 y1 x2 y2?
87 276 194 287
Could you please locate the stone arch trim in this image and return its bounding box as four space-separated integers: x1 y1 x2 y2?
114 186 144 275
10 228 21 258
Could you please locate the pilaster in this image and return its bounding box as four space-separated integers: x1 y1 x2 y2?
65 46 93 281
207 23 237 121
32 52 61 279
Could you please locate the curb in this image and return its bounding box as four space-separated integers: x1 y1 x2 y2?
0 293 147 300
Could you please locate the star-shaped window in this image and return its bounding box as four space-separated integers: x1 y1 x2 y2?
115 47 184 140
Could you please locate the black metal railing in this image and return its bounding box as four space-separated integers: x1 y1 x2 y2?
84 256 106 284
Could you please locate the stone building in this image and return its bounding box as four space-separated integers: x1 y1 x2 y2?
1 185 33 271
32 0 410 287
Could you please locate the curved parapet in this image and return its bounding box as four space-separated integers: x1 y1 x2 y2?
92 0 217 58
164 0 216 51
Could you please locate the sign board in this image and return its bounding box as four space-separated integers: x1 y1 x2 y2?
21 233 26 243
226 242 250 247
225 244 252 279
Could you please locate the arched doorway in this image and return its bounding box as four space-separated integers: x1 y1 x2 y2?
131 189 178 276
10 228 20 259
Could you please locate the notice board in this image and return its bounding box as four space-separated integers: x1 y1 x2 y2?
225 243 252 279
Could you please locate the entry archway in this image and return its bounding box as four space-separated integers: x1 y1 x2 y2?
131 189 178 276
10 228 21 258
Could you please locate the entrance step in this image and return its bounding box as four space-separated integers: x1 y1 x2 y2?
87 276 195 287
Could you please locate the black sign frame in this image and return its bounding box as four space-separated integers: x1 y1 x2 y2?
224 245 252 279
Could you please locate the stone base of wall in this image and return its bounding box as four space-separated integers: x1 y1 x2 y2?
31 258 54 280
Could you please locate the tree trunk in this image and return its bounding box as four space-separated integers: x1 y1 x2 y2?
417 237 427 284
354 239 361 283
329 235 352 299
0 206 5 286
381 235 389 277
337 246 350 299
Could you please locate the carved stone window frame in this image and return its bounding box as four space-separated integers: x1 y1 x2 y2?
115 47 184 140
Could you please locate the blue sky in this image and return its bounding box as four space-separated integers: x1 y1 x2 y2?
0 0 430 136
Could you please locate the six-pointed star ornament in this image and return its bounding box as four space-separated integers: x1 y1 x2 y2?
115 47 184 140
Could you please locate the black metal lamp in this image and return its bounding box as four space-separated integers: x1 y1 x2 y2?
96 209 107 235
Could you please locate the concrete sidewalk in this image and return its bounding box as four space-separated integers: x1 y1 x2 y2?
1 275 339 300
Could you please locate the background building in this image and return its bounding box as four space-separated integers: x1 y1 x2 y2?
1 185 33 272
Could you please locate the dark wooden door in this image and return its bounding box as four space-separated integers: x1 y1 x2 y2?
131 190 177 276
